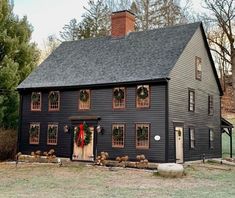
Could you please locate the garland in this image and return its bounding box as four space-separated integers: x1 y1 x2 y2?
137 126 148 140
80 90 89 102
49 91 59 103
31 92 40 103
112 127 123 141
113 88 124 100
137 86 148 99
74 123 91 147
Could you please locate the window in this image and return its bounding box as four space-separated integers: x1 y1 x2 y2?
47 124 58 145
189 128 195 149
136 123 150 149
48 91 60 111
31 92 41 111
112 124 124 148
208 95 214 115
136 85 150 108
209 129 214 149
188 89 195 112
113 87 125 109
29 123 40 144
195 56 202 80
79 89 90 110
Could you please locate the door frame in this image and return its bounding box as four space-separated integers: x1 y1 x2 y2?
173 122 184 163
70 121 98 162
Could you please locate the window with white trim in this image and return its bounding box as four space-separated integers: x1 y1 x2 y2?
29 123 40 144
136 85 150 108
113 87 125 109
47 124 58 145
136 123 150 149
112 124 124 148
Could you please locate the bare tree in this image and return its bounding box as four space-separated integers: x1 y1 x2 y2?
203 0 235 97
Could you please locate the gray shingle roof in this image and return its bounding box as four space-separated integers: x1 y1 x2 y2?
17 22 201 89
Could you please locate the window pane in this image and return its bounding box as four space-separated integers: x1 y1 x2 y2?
29 123 40 144
47 124 58 145
79 89 90 110
112 124 124 148
31 92 41 111
113 88 125 109
49 91 60 111
136 85 150 108
136 124 149 149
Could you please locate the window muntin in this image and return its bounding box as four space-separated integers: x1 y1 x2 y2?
189 128 195 149
209 129 214 149
113 87 125 109
136 85 150 108
208 95 214 115
79 89 90 110
31 92 41 111
47 124 58 145
29 123 40 144
188 89 195 112
195 56 202 80
48 91 60 111
112 124 125 148
136 123 150 149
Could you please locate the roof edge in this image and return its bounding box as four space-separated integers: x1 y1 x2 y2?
17 78 170 92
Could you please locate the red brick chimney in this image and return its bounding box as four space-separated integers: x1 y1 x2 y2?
111 10 135 37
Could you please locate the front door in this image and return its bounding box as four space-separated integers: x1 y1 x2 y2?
73 125 95 161
175 126 184 163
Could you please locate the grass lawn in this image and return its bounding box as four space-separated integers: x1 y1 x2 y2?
222 118 235 158
0 162 234 198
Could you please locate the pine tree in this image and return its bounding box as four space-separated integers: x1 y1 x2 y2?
0 0 39 128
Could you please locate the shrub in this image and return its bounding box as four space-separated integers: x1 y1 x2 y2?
0 128 17 161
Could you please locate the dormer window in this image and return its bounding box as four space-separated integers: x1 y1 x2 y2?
113 87 125 109
48 91 60 111
195 56 202 80
136 85 150 108
79 89 90 110
31 92 41 111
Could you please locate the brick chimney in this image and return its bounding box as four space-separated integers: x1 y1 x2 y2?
111 10 135 37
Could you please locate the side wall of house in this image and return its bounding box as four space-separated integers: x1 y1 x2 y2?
19 83 167 162
168 26 221 162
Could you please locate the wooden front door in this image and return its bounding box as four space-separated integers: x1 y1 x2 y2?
73 126 95 161
175 126 184 163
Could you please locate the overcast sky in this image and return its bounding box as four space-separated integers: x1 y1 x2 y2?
13 0 203 50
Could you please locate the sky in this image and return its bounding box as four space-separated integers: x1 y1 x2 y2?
13 0 203 50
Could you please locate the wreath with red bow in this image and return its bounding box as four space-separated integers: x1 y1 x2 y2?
74 123 91 147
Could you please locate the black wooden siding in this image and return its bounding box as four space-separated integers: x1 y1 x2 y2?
168 27 221 162
19 83 167 162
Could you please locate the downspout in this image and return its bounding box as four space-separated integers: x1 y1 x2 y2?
165 78 169 162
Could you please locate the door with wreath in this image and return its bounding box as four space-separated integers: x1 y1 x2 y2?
72 122 95 161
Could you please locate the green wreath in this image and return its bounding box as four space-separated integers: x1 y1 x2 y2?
80 90 89 102
74 123 91 146
48 126 57 138
113 88 124 100
137 126 148 140
29 125 39 137
137 86 148 99
49 91 59 103
31 92 40 102
112 127 123 141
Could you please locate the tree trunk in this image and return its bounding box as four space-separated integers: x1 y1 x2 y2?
232 48 235 108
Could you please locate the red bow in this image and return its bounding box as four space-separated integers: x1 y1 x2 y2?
78 124 85 148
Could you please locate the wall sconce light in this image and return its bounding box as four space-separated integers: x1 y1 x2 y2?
96 125 104 134
64 125 69 133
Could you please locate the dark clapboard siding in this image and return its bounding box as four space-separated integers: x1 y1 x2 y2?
19 83 167 162
168 26 221 162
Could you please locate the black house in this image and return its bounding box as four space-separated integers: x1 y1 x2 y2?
17 11 223 163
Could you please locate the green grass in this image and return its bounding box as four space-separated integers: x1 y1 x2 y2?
222 118 235 158
0 163 235 198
